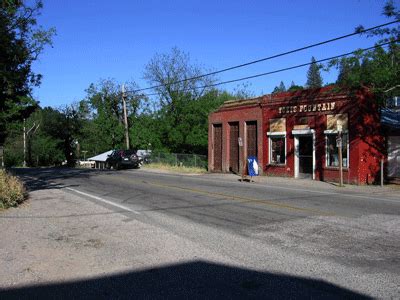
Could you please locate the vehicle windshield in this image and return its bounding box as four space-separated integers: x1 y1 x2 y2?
122 150 137 156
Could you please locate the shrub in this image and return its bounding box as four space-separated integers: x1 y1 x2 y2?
0 170 26 209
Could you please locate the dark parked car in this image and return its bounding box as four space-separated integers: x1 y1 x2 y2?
105 150 140 170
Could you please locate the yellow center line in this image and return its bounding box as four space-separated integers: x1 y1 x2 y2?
101 175 335 216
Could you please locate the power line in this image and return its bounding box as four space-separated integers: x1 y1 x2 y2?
139 40 397 97
126 20 399 94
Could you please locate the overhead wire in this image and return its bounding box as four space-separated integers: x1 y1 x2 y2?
125 20 399 94
137 40 398 97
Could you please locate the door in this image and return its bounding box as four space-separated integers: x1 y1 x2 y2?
213 124 222 172
229 122 239 173
246 121 258 158
388 136 400 178
298 135 313 178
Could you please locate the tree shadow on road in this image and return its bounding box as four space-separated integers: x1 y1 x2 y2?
0 260 371 299
11 167 114 192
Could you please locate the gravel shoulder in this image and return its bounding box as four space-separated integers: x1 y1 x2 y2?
0 188 230 288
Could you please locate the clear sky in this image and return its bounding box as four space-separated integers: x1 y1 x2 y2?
32 0 394 108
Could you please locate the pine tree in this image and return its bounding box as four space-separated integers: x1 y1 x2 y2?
288 81 303 92
279 81 286 92
306 57 323 88
272 81 286 94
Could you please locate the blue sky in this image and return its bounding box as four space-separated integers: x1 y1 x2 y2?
32 0 393 107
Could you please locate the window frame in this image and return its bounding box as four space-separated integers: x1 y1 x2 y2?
324 130 349 168
267 131 286 166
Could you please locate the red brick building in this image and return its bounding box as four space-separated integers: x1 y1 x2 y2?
208 87 390 184
208 98 263 174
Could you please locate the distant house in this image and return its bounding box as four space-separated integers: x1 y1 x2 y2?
88 150 113 169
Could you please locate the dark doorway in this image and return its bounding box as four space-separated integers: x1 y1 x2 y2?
229 122 239 173
213 124 222 172
246 121 258 158
298 135 313 178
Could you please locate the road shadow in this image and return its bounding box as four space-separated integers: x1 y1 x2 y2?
11 167 117 192
0 260 371 299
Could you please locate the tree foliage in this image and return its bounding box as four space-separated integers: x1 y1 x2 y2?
130 89 231 154
329 0 399 103
144 47 214 109
306 57 323 88
3 45 255 166
142 47 220 154
83 79 145 151
272 81 286 94
355 0 399 43
0 0 55 145
4 107 69 167
287 81 304 92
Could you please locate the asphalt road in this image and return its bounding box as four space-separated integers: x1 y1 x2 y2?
4 167 400 298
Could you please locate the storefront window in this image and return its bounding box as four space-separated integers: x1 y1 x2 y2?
326 133 348 167
270 136 286 164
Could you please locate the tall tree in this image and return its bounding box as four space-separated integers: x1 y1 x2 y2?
143 47 214 110
272 81 286 94
355 0 399 43
287 81 303 92
306 57 323 88
81 79 144 152
143 47 216 153
232 82 255 99
0 0 55 145
329 0 399 103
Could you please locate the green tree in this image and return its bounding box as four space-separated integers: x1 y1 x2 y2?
329 0 399 103
144 47 214 110
306 57 323 88
3 106 74 167
81 79 144 153
272 81 286 94
34 106 82 166
30 134 64 166
143 47 217 153
0 0 55 145
287 81 304 92
355 0 399 43
183 90 231 154
130 111 164 151
83 80 125 152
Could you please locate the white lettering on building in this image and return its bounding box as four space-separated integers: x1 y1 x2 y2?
278 102 337 114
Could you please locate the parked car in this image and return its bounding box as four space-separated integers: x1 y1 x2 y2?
105 150 140 170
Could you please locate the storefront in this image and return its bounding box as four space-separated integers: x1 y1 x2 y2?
209 87 390 185
381 106 400 182
208 98 263 174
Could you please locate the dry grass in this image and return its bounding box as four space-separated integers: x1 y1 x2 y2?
143 163 207 174
0 170 26 209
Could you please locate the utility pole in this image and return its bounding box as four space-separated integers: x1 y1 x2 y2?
23 118 26 167
122 84 130 150
23 120 40 168
82 150 88 161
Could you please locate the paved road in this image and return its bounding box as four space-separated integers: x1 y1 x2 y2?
3 167 400 298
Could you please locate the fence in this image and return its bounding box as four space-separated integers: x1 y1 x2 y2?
145 152 207 169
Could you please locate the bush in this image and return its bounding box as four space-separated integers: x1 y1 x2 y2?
0 170 26 209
